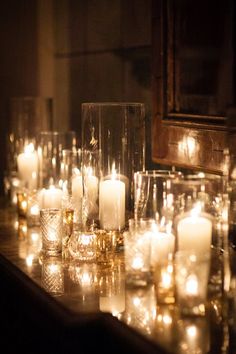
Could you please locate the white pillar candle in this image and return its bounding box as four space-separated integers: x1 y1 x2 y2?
72 175 83 201
177 213 212 254
151 231 175 266
39 186 63 209
99 178 125 230
17 143 38 190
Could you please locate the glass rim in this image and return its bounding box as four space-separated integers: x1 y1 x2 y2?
134 170 183 177
81 102 145 107
39 130 76 136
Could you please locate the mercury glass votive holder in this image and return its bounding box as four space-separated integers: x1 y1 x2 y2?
95 230 117 266
68 230 97 262
17 191 28 218
175 250 210 316
41 256 64 296
40 208 63 256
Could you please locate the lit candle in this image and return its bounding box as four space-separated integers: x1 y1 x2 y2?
39 186 63 209
99 172 125 230
185 274 199 296
151 231 175 267
177 210 212 254
17 143 38 190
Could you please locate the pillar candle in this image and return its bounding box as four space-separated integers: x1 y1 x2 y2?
99 178 125 230
39 186 63 209
17 143 38 190
177 213 212 254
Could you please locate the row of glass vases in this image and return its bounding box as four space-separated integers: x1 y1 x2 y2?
6 101 146 242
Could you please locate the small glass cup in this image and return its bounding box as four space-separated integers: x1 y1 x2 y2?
175 250 210 316
40 208 63 256
124 219 152 287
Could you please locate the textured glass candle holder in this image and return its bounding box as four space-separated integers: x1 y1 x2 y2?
27 189 40 226
68 262 98 291
81 102 146 240
68 230 97 262
175 250 210 316
124 220 152 287
40 208 63 256
41 256 64 296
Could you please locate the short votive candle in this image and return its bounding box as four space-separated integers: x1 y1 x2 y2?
40 208 63 256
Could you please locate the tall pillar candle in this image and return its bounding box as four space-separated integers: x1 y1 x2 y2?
99 178 125 230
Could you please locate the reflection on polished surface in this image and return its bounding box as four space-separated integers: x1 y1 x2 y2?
1 206 236 353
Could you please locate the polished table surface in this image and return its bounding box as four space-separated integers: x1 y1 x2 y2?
1 204 236 354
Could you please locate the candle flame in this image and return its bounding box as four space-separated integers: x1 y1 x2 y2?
186 274 198 295
24 143 35 154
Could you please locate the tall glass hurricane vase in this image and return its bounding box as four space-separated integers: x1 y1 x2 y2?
81 103 146 237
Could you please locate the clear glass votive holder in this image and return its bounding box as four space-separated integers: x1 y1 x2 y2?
175 250 210 316
124 220 152 287
68 230 97 262
41 256 64 296
153 254 175 305
40 208 63 256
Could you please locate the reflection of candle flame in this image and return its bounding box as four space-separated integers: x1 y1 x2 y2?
186 274 198 295
186 325 197 338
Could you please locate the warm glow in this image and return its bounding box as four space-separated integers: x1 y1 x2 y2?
161 270 172 289
30 205 39 216
186 325 197 338
132 256 144 270
186 274 198 295
24 143 35 154
26 254 34 267
48 263 59 273
80 234 91 246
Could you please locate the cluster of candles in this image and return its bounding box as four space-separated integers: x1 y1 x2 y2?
12 136 227 318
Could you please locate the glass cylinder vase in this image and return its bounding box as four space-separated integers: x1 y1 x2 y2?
37 131 77 209
6 97 53 202
81 102 146 235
